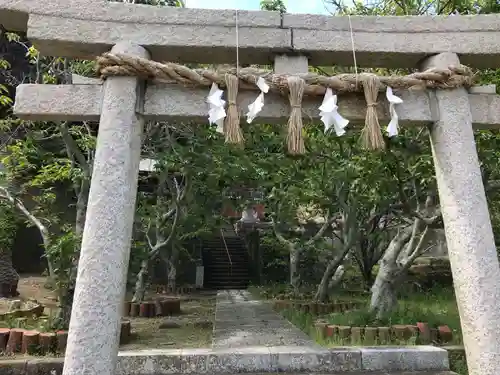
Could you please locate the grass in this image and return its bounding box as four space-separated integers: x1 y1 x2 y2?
449 353 468 375
326 288 461 336
273 285 468 373
0 313 58 333
261 285 463 345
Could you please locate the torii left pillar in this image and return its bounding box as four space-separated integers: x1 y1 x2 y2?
62 42 150 375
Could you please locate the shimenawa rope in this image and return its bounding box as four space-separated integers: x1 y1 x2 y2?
94 52 474 152
96 53 474 94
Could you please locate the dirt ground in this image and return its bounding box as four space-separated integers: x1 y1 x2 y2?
16 275 58 310
11 275 216 350
121 294 216 350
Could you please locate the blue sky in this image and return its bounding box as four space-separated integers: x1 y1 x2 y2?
184 0 331 14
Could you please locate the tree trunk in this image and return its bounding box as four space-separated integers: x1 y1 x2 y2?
132 259 149 303
56 181 89 329
369 262 398 319
329 265 345 290
315 261 346 302
167 246 178 291
315 261 337 302
289 246 300 292
369 227 412 318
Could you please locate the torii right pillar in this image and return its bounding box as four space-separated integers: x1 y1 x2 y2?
421 52 500 375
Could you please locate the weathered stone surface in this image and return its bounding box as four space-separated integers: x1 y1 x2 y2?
0 0 282 31
269 346 362 372
62 42 149 375
0 359 28 375
213 290 317 348
469 84 496 94
360 346 450 372
0 346 454 374
283 13 500 32
27 14 291 63
26 358 64 375
274 55 309 75
14 84 103 121
15 83 500 130
3 0 500 67
422 52 500 375
292 29 500 68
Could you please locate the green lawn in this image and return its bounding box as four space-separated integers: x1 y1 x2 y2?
253 284 467 373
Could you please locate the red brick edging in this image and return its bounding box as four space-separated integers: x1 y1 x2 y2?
0 320 132 355
152 285 198 295
123 298 181 318
315 321 454 344
273 300 363 315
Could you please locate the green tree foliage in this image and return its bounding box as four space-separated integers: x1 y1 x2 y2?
260 0 287 12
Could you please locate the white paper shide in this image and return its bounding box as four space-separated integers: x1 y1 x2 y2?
386 87 403 137
319 88 349 136
246 77 270 123
207 83 226 134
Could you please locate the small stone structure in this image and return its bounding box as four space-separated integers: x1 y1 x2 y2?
3 1 500 375
0 299 44 319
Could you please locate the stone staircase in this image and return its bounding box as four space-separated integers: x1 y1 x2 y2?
202 230 250 290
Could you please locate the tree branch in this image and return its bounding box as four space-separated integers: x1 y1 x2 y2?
271 218 293 246
398 226 434 275
58 122 91 178
306 215 336 245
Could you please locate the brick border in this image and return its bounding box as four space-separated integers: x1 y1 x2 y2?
315 321 454 344
151 284 199 295
123 298 180 318
0 320 132 355
273 300 363 315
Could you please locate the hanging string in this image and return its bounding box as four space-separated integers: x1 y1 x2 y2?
221 7 244 146
235 9 240 76
347 14 359 88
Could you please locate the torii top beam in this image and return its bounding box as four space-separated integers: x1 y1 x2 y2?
2 0 500 68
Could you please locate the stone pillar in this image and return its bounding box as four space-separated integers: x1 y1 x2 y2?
62 42 149 375
421 52 500 375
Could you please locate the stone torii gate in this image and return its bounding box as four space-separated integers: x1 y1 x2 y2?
3 1 500 375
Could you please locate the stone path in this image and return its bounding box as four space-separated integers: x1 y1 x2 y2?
212 289 320 348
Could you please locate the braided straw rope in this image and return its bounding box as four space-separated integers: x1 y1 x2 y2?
95 53 475 152
96 53 475 94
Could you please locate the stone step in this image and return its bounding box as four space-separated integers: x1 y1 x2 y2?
206 281 250 286
208 263 248 268
114 346 454 374
205 285 250 290
206 277 249 281
205 251 248 256
207 255 248 258
0 355 458 375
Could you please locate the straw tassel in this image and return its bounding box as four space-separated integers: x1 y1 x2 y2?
360 74 385 150
223 73 244 146
286 76 306 155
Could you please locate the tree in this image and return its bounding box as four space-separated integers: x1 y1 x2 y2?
0 27 95 327
260 0 287 12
